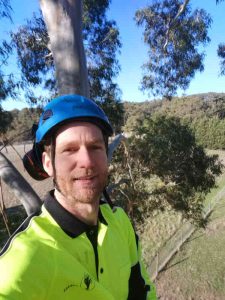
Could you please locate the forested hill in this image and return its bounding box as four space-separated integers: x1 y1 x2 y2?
124 92 225 129
124 92 225 149
2 92 225 149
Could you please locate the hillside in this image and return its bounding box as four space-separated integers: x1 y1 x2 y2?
123 92 225 149
124 92 225 123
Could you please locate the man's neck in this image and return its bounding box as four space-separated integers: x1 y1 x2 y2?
54 189 99 226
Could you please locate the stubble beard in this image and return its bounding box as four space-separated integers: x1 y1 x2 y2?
54 169 108 207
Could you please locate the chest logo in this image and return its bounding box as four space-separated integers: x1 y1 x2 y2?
80 274 95 291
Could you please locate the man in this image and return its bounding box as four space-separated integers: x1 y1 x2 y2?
0 94 157 299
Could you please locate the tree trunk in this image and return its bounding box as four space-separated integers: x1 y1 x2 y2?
39 0 90 97
0 153 42 216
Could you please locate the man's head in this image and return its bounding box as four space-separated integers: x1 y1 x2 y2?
42 121 108 206
23 94 113 182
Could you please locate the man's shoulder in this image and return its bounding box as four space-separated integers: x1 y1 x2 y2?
0 207 55 258
0 208 57 297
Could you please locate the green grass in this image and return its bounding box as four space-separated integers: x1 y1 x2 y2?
155 196 225 299
139 208 183 266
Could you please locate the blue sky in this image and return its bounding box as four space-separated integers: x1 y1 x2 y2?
2 0 225 110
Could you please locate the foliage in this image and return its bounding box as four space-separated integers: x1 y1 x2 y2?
0 106 12 136
217 43 225 76
191 116 225 149
111 114 222 227
11 14 53 102
124 93 225 150
11 1 124 131
0 0 20 135
83 0 123 131
0 0 12 21
135 0 212 100
0 0 16 102
4 92 225 149
2 107 41 142
0 0 24 102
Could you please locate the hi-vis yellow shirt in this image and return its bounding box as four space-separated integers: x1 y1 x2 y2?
0 192 157 299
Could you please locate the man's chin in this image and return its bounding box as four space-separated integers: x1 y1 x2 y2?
70 188 102 204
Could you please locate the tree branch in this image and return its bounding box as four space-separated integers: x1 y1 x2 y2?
163 0 190 52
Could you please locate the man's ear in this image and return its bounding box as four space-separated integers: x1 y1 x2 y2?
42 151 54 177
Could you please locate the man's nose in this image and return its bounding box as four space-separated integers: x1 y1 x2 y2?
78 147 94 168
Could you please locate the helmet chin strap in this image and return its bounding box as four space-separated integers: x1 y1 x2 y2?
49 135 62 193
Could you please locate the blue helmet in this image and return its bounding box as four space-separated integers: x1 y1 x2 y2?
23 94 113 181
36 94 113 143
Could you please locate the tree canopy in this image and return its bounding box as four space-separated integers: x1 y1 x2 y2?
135 0 212 100
0 0 14 102
111 114 222 227
0 0 15 134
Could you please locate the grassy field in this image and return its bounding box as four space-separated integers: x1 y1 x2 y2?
139 208 183 266
155 193 225 299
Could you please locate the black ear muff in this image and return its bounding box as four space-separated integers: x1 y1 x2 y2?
23 144 49 181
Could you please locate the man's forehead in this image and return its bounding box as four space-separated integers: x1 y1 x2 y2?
55 121 104 140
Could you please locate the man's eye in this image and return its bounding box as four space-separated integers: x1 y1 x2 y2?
91 144 104 150
64 148 77 153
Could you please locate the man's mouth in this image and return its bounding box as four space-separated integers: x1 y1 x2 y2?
73 175 96 181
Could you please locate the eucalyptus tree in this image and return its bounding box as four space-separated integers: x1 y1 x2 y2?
135 0 212 100
11 0 123 131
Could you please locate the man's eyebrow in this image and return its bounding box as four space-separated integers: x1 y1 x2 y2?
59 138 104 147
87 138 105 144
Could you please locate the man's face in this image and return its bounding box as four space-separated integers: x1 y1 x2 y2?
43 122 108 205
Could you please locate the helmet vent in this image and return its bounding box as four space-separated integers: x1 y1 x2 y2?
43 109 53 120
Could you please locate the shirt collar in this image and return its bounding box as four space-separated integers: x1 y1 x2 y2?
43 190 107 238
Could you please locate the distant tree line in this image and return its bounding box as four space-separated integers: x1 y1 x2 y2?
124 93 225 150
0 107 41 143
3 92 225 150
